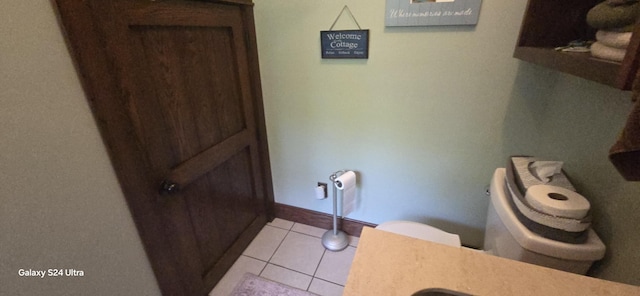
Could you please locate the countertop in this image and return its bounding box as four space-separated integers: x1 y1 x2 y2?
343 227 640 296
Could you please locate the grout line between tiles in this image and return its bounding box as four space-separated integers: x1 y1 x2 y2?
289 230 323 238
308 255 321 292
265 228 290 263
290 229 327 240
310 276 346 289
311 249 327 278
254 259 346 289
315 276 346 288
240 223 351 291
268 222 294 231
306 278 312 292
264 261 317 277
257 262 268 277
241 254 268 263
290 222 328 238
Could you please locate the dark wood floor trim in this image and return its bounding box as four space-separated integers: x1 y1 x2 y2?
273 203 377 237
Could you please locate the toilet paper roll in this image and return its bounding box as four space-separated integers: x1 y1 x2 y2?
334 171 356 190
335 171 356 216
315 185 326 200
524 185 591 219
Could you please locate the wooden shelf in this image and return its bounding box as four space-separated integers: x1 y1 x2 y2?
514 46 624 88
514 0 640 90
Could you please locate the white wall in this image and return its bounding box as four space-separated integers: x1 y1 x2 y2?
254 0 640 285
0 1 160 295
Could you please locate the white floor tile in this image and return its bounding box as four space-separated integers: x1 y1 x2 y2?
270 232 326 275
268 218 295 230
243 225 288 261
348 235 359 247
314 246 356 285
308 278 344 296
215 221 360 296
260 264 312 291
208 255 266 296
291 223 328 238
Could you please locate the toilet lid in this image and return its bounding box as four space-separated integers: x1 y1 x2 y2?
375 221 461 247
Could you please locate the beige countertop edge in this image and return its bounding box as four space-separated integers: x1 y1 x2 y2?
344 227 640 296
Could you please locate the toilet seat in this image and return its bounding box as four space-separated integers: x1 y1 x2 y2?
375 221 461 247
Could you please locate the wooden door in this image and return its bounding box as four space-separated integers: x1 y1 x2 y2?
54 0 274 294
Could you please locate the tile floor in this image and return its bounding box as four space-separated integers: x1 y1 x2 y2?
209 218 359 296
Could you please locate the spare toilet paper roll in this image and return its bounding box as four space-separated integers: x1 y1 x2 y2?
315 185 326 200
524 185 591 219
335 171 356 216
528 160 563 183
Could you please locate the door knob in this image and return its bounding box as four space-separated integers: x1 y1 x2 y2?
159 180 179 195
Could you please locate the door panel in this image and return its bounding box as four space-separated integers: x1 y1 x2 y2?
54 0 274 294
183 148 257 273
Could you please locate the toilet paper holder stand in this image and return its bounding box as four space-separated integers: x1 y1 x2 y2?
322 170 350 251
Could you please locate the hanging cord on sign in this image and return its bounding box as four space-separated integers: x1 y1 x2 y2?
329 5 362 31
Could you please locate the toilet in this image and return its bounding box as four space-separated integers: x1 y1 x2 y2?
375 220 461 247
375 168 606 275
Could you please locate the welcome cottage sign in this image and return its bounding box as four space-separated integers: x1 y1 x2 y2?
386 0 482 26
321 30 369 59
321 6 370 59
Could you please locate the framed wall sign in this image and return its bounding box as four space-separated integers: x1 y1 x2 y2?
385 0 483 27
321 6 370 59
321 30 370 59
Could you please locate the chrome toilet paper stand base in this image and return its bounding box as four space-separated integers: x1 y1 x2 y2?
322 229 349 252
321 170 350 252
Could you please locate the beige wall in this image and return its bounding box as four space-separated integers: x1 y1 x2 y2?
254 0 640 285
0 1 160 294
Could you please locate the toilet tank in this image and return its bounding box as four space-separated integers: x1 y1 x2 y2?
483 168 606 275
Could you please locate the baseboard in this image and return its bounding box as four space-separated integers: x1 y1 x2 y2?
273 203 377 237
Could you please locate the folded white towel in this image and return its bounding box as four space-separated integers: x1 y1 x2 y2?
590 41 627 62
596 30 632 49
